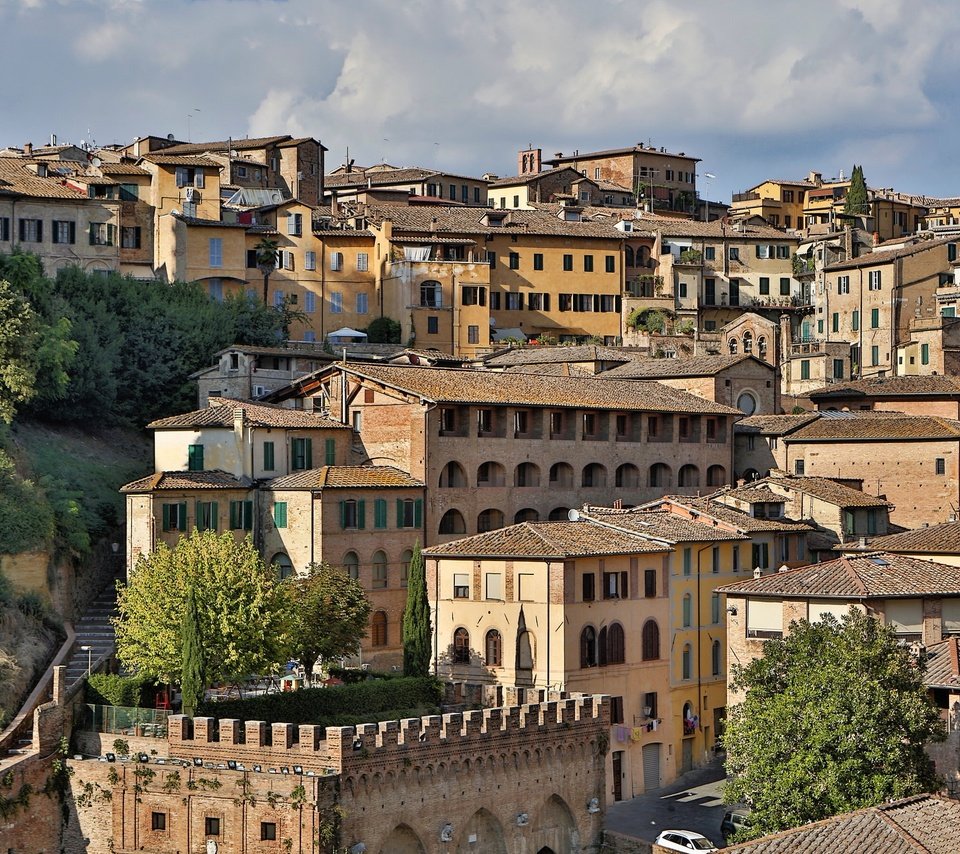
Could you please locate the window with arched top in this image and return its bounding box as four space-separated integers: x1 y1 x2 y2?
707 465 726 487
485 629 502 666
477 508 505 533
372 551 388 589
439 509 466 535
342 551 359 581
420 280 442 307
615 463 640 488
453 627 470 664
439 461 468 488
400 549 413 588
580 626 597 668
758 336 767 358
607 623 625 665
548 506 571 521
514 462 540 488
514 508 539 524
272 553 294 580
682 593 692 627
372 611 388 647
625 245 635 267
678 464 700 487
549 462 574 488
729 338 738 354
582 463 607 488
649 463 672 487
477 461 505 486
742 331 753 354
642 620 660 660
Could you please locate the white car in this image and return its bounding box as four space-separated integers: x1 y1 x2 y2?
654 829 719 852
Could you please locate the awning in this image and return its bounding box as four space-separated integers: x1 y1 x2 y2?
491 327 528 342
327 327 367 339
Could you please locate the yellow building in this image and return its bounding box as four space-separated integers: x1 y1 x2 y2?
730 175 816 231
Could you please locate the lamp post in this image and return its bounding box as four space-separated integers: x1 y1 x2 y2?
81 644 92 678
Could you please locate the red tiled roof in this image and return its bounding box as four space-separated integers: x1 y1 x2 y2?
148 398 348 430
267 466 423 489
120 470 251 493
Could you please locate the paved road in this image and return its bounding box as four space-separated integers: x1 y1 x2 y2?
606 757 731 848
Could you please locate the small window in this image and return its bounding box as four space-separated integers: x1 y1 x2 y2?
427 316 439 334
644 568 656 597
610 696 624 724
187 444 204 471
454 573 470 599
453 627 470 663
273 501 288 528
582 572 595 602
205 816 221 836
533 253 544 271
563 254 573 271
261 822 277 841
152 812 167 831
485 573 502 600
795 459 805 476
936 457 946 476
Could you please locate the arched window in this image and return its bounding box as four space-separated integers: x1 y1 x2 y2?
549 462 574 488
580 626 597 668
648 463 672 487
742 331 753 354
678 464 700 487
485 629 502 666
400 549 413 588
439 461 467 487
477 508 504 533
514 508 539 523
641 620 660 660
272 553 294 580
342 551 359 581
729 337 738 354
682 643 692 679
707 465 726 487
712 640 722 676
548 506 571 521
742 468 760 482
615 463 640 488
514 462 541 487
372 611 388 647
477 461 505 486
439 509 466 535
372 551 388 589
737 392 757 415
453 627 470 664
625 245 635 267
758 336 767 359
582 463 607 488
682 593 692 627
607 623 625 665
420 280 442 307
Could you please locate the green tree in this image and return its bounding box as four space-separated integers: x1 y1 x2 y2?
114 530 293 686
255 237 280 305
366 316 401 344
179 585 205 716
724 610 944 839
844 164 869 221
0 279 43 424
288 563 371 678
402 541 431 676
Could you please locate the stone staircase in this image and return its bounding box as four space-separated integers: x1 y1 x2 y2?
63 577 122 690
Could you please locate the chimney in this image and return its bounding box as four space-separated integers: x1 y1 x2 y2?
613 498 623 510
23 142 32 156
330 189 339 217
808 171 822 186
50 133 57 147
736 479 746 487
858 536 868 548
233 406 245 438
873 232 880 246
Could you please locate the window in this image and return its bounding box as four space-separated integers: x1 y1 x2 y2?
372 551 387 589
356 251 369 272
505 292 523 310
396 498 422 528
936 457 946 476
330 291 342 313
468 325 479 344
759 277 770 295
605 255 615 273
485 629 502 665
262 441 275 471
704 246 715 261
732 545 740 572
712 546 720 573
794 459 805 476
485 573 502 600
274 289 285 308
563 254 573 271
331 252 343 271
340 499 364 529
291 437 313 470
603 571 628 599
205 816 221 836
509 251 519 270
682 593 692 627
610 696 624 724
752 542 770 569
871 308 880 328
305 251 316 271
152 812 167 831
580 626 597 667
838 275 850 295
52 220 75 244
868 270 882 290
871 345 880 366
682 644 692 679
477 409 493 434
513 194 519 208
287 212 302 236
261 822 277 841
283 250 295 271
0 217 9 241
162 502 187 532
583 254 594 272
420 281 442 307
18 219 42 242
582 573 595 602
229 500 253 531
832 312 839 333
120 225 140 249
88 222 115 246
833 358 844 379
643 692 658 719
453 627 470 663
682 547 692 576
728 247 739 261
644 569 657 598
922 343 930 365
343 551 359 580
852 310 859 332
462 286 486 306
780 277 791 296
187 444 204 471
712 592 721 624
712 640 722 676
641 620 660 660
273 502 287 528
427 316 439 334
356 292 368 314
195 501 218 531
607 623 625 664
374 498 388 529
453 572 470 599
206 237 222 267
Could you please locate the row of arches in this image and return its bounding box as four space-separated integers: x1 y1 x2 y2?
340 548 413 591
450 627 535 671
439 461 728 492
729 331 767 358
441 507 577 535
580 620 660 667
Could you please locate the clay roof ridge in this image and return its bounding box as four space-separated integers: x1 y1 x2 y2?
874 797 942 854
842 555 871 596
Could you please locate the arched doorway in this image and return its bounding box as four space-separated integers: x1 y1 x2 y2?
530 794 580 854
456 808 507 854
378 823 426 854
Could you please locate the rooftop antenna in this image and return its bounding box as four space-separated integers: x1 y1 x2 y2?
381 138 389 164
187 108 201 142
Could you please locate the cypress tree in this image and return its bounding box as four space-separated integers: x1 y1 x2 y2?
402 540 431 676
180 585 205 717
844 164 868 222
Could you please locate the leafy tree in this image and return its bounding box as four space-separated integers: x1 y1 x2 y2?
0 279 43 424
402 541 431 676
114 530 293 686
724 610 944 839
288 562 371 677
844 164 869 221
366 316 401 344
255 237 280 305
179 585 205 716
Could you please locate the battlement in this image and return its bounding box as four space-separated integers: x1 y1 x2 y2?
166 693 609 775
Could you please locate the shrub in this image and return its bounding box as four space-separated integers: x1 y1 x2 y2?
365 317 401 344
86 673 154 707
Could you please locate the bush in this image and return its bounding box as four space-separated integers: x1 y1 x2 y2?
86 673 154 707
365 317 401 344
197 676 442 727
326 666 404 684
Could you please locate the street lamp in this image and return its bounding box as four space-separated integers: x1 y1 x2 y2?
81 645 92 678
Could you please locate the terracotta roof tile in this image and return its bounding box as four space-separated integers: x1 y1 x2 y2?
120 470 251 493
483 345 641 367
158 135 294 155
786 412 960 442
807 374 960 399
843 520 960 554
334 363 741 414
266 466 424 489
764 472 892 508
921 638 960 689
582 507 749 542
718 552 960 598
139 153 219 167
876 793 960 854
735 414 819 435
147 398 348 430
423 520 669 558
600 354 762 379
824 237 954 272
645 496 813 533
0 159 88 199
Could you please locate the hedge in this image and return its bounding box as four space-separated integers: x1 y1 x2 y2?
196 676 443 727
86 673 155 707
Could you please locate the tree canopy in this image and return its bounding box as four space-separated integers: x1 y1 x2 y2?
287 562 371 675
843 164 868 221
114 530 294 686
402 540 431 676
724 609 944 840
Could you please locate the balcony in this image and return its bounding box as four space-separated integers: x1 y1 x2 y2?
732 191 761 203
790 340 823 355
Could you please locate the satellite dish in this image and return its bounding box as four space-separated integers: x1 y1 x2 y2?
91 156 102 167
567 508 580 522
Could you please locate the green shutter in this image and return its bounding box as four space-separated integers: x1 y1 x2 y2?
304 438 313 469
178 502 187 532
89 222 96 245
162 503 171 531
243 500 253 531
263 442 275 471
274 502 287 528
396 499 403 528
195 500 203 530
210 501 218 531
229 501 239 529
325 438 335 466
375 499 386 529
339 500 347 530
357 499 366 530
414 499 423 529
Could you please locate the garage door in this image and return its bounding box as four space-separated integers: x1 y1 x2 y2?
642 743 661 792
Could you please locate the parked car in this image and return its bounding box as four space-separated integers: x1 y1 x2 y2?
720 808 752 842
654 829 719 852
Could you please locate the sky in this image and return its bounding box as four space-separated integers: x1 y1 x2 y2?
5 0 960 202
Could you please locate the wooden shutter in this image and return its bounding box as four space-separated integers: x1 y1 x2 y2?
229 501 239 529
243 501 253 531
396 499 403 528
210 502 218 531
620 570 629 599
357 499 366 530
69 221 76 244
414 499 423 529
339 501 347 529
178 502 187 532
304 438 313 469
162 503 170 531
324 438 335 466
195 500 203 530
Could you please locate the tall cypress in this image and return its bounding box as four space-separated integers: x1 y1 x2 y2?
180 585 205 717
844 164 868 221
402 540 431 676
